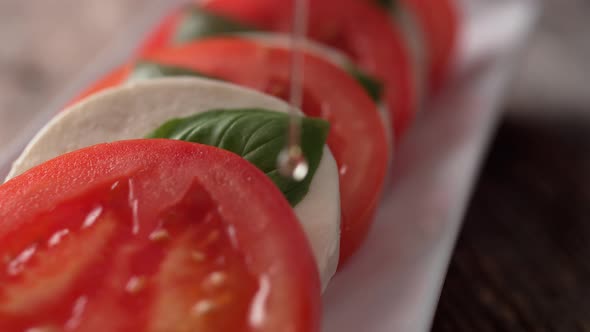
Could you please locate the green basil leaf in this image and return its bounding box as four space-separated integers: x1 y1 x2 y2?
128 61 220 83
174 7 256 44
147 109 330 206
347 65 384 103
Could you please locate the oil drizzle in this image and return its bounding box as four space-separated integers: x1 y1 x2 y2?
277 0 310 182
7 244 37 276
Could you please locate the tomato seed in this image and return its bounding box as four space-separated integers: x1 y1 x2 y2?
205 231 220 246
25 326 61 332
47 229 70 247
191 299 217 316
214 256 226 266
64 296 88 330
7 244 37 276
226 224 238 248
204 271 226 288
110 181 120 190
149 229 170 242
82 206 103 229
191 250 206 262
125 276 147 294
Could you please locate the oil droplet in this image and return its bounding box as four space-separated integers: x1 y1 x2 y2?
191 251 206 263
191 299 216 316
82 206 103 229
126 276 147 294
7 244 37 276
277 146 308 181
149 229 170 242
48 229 70 247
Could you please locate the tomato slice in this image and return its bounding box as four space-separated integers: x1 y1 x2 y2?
74 38 388 265
139 0 416 141
0 139 320 332
400 0 459 94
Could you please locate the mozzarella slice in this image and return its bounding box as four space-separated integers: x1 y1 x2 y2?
7 77 341 290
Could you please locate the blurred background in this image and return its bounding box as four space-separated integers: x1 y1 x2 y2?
0 0 588 330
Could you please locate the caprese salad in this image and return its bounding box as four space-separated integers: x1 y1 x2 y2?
0 0 458 331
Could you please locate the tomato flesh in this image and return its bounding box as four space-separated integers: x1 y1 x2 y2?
0 140 320 332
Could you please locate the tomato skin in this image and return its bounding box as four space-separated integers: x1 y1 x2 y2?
401 0 459 94
73 38 388 265
0 140 320 332
139 0 416 142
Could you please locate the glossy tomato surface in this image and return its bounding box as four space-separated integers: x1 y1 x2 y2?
74 38 389 265
140 0 416 141
0 140 320 332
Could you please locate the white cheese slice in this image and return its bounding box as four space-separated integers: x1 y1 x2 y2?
7 77 341 290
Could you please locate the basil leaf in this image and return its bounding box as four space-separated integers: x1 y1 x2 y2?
174 7 256 44
128 61 220 83
147 109 330 206
347 65 384 103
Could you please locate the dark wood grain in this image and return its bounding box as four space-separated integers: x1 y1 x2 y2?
432 112 590 332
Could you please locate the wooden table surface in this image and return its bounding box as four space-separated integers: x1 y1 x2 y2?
1 1 589 331
432 112 590 331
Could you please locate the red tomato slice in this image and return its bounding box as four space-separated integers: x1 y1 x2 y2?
0 139 320 332
74 38 388 265
401 0 459 94
139 0 416 142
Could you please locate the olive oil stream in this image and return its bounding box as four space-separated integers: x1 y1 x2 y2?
277 0 310 182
